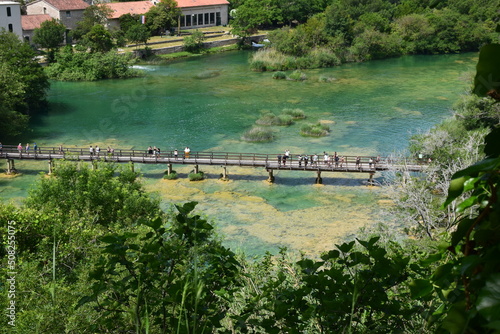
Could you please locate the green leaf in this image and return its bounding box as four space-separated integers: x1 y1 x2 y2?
456 196 478 213
477 273 500 322
474 43 500 97
336 240 355 253
409 279 433 299
441 301 469 334
451 218 475 247
484 128 500 158
443 176 467 207
453 158 499 179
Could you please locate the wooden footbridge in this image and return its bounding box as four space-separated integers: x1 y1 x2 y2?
0 145 427 184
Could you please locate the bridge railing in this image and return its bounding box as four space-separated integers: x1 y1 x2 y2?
0 145 426 167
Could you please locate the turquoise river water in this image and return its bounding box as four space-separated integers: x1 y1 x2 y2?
1 51 477 256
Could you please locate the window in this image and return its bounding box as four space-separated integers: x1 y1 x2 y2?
180 15 185 27
204 13 209 25
8 24 13 32
209 12 214 24
66 11 71 18
185 14 191 26
7 7 11 17
192 14 197 26
198 13 203 25
216 12 221 25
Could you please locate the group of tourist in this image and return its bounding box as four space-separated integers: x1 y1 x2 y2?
15 142 39 154
147 146 161 156
277 150 381 169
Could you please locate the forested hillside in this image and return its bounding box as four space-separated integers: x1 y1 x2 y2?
229 0 499 70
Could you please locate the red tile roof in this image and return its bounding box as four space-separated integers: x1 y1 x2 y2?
43 0 89 11
105 1 154 19
21 14 52 31
176 0 230 8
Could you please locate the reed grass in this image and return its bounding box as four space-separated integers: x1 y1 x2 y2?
163 170 178 180
300 123 330 137
241 126 274 142
283 108 305 119
272 71 287 80
188 171 205 181
288 70 307 81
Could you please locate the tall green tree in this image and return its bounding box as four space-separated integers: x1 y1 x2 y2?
0 30 49 126
72 4 112 41
33 19 66 63
145 0 180 36
82 24 114 53
125 23 150 47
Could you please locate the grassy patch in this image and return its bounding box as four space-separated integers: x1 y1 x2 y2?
300 123 330 137
283 108 305 119
188 171 205 181
272 71 287 79
163 170 178 180
288 70 307 81
242 126 274 142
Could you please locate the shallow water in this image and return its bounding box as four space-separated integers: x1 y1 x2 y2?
1 51 476 256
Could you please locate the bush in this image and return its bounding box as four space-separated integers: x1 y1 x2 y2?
183 30 205 53
283 108 305 119
300 122 330 137
46 46 141 81
163 170 178 180
272 71 286 79
188 171 204 181
288 70 307 81
242 126 274 142
250 60 266 72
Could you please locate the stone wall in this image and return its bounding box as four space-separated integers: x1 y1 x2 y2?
133 35 266 57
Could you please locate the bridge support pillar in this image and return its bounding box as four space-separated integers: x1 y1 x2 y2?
167 163 172 175
221 166 228 180
194 165 199 174
368 172 375 186
267 170 275 183
48 160 54 175
6 159 16 174
315 171 322 184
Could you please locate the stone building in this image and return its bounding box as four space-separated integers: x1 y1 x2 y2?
21 13 51 42
175 0 229 29
0 1 23 39
106 0 229 31
26 0 89 31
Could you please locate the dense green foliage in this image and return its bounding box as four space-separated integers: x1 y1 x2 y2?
32 19 66 63
237 0 499 70
144 0 181 36
0 31 49 141
71 4 112 41
183 30 206 53
45 45 140 81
